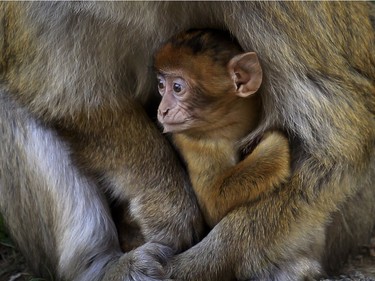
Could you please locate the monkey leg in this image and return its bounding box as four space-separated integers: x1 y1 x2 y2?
0 90 173 281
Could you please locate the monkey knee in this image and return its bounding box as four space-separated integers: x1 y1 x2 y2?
260 131 291 166
262 131 290 149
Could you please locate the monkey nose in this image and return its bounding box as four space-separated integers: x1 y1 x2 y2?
158 108 169 119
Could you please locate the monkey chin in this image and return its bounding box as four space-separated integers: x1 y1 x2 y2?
162 124 183 134
161 122 190 134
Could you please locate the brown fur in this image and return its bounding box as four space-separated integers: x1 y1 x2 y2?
0 2 374 281
174 131 290 227
154 29 291 227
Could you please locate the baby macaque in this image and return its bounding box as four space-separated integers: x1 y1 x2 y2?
154 29 291 227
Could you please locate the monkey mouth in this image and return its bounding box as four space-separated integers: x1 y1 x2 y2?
161 121 190 133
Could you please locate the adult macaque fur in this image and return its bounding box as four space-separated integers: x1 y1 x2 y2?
0 2 374 281
154 29 291 228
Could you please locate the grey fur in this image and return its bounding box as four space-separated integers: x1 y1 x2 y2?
0 2 374 281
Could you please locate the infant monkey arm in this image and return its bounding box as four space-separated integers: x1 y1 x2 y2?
200 131 291 227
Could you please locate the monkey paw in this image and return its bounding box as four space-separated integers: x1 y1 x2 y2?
103 242 174 281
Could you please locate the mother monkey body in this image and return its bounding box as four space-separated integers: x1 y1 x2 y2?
0 2 374 281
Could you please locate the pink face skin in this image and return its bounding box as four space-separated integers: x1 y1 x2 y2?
157 73 194 133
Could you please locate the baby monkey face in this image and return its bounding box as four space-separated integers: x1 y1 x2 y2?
156 73 194 133
154 29 262 135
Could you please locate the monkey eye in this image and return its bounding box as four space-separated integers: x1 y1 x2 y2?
158 79 165 90
157 76 166 95
170 77 186 96
173 83 182 93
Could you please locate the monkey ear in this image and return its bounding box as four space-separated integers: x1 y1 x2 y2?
228 52 263 98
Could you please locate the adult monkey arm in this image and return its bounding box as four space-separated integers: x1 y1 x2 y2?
0 2 204 281
0 2 374 281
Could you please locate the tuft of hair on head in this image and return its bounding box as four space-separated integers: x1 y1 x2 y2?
153 29 243 73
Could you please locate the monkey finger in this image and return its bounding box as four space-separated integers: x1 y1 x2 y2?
103 242 174 281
